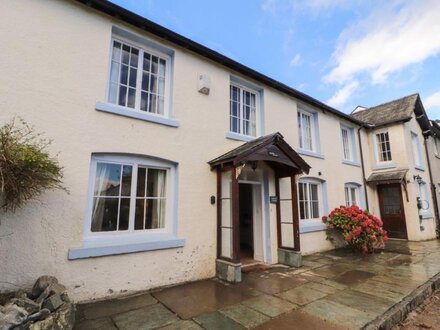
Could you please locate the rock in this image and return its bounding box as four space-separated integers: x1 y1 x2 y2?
35 286 51 305
10 297 40 314
0 303 28 330
28 308 50 323
42 294 64 312
28 315 54 330
49 284 66 296
31 276 58 299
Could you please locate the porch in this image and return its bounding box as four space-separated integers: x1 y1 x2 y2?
75 239 440 329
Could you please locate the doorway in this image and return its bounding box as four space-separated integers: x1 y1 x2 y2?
239 182 264 264
378 184 408 239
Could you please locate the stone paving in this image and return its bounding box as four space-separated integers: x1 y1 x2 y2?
74 239 440 329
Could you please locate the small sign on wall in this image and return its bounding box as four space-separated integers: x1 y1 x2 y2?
270 196 279 204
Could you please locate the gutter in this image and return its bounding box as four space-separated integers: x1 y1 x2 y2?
423 136 440 237
358 127 369 210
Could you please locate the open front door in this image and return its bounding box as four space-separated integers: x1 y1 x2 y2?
378 184 408 239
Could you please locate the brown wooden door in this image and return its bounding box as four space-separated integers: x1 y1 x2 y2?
378 184 408 239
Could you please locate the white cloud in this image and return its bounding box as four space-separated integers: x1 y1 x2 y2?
326 0 440 85
326 80 359 107
289 53 301 67
425 90 440 110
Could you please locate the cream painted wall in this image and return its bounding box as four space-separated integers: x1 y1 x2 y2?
0 0 365 301
362 115 437 241
427 135 440 219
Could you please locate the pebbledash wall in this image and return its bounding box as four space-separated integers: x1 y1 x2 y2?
0 0 433 303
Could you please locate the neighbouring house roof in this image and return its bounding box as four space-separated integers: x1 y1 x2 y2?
431 120 440 137
367 170 408 185
351 94 431 132
209 132 311 176
74 0 364 126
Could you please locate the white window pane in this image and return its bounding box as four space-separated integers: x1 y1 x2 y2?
130 48 138 68
145 199 166 229
108 82 118 104
158 96 165 115
158 78 165 96
151 56 158 74
127 88 136 108
122 44 130 65
120 64 129 85
140 91 148 111
118 86 127 106
112 41 122 61
159 59 166 77
110 62 120 83
147 169 167 197
94 163 122 196
91 197 118 232
129 67 137 88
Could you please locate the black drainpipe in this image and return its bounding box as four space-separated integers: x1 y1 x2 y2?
424 136 440 237
358 127 369 210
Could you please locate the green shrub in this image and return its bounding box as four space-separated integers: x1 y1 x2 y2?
0 118 66 212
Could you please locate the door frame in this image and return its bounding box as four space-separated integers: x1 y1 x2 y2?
377 183 408 239
238 180 266 263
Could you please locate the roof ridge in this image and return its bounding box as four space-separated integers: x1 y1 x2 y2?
365 93 419 111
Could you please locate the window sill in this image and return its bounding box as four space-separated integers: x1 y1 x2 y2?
95 102 179 128
342 160 361 167
297 149 325 160
225 132 256 142
415 165 425 172
373 162 396 170
68 235 185 260
299 222 326 234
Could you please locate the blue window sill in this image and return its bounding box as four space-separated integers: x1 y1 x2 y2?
342 160 361 167
225 131 256 142
68 236 185 260
415 165 425 171
300 223 326 233
373 162 396 170
95 102 179 128
297 149 325 160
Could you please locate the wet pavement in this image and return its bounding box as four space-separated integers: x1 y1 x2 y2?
74 239 440 329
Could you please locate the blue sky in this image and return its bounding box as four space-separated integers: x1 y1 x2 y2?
111 0 440 119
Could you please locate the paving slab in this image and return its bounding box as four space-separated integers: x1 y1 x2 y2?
301 281 341 294
253 309 349 330
152 279 257 319
240 272 308 295
78 293 158 320
326 289 395 315
193 311 245 329
276 285 328 306
332 269 375 286
220 304 270 328
302 298 374 328
74 317 117 330
242 294 297 317
112 304 179 330
158 320 202 329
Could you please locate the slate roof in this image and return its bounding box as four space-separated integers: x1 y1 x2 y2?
208 132 311 174
351 94 418 126
367 170 408 184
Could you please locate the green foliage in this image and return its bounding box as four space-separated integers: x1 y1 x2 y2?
0 118 66 212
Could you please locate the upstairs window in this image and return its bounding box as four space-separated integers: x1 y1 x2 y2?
298 110 315 151
108 39 168 116
376 132 392 162
229 84 258 137
341 126 356 162
411 132 423 168
299 181 320 220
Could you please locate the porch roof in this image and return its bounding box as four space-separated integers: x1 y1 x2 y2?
367 169 408 185
208 132 310 176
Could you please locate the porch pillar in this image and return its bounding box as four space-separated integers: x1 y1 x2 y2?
215 166 241 282
291 175 301 252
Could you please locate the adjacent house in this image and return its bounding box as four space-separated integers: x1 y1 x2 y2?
0 0 438 302
352 95 439 241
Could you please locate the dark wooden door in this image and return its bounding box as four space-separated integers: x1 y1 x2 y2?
378 184 408 239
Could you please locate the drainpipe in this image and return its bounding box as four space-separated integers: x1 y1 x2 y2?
358 126 369 210
424 136 440 237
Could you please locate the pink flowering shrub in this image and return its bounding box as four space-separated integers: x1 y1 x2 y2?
322 205 388 253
